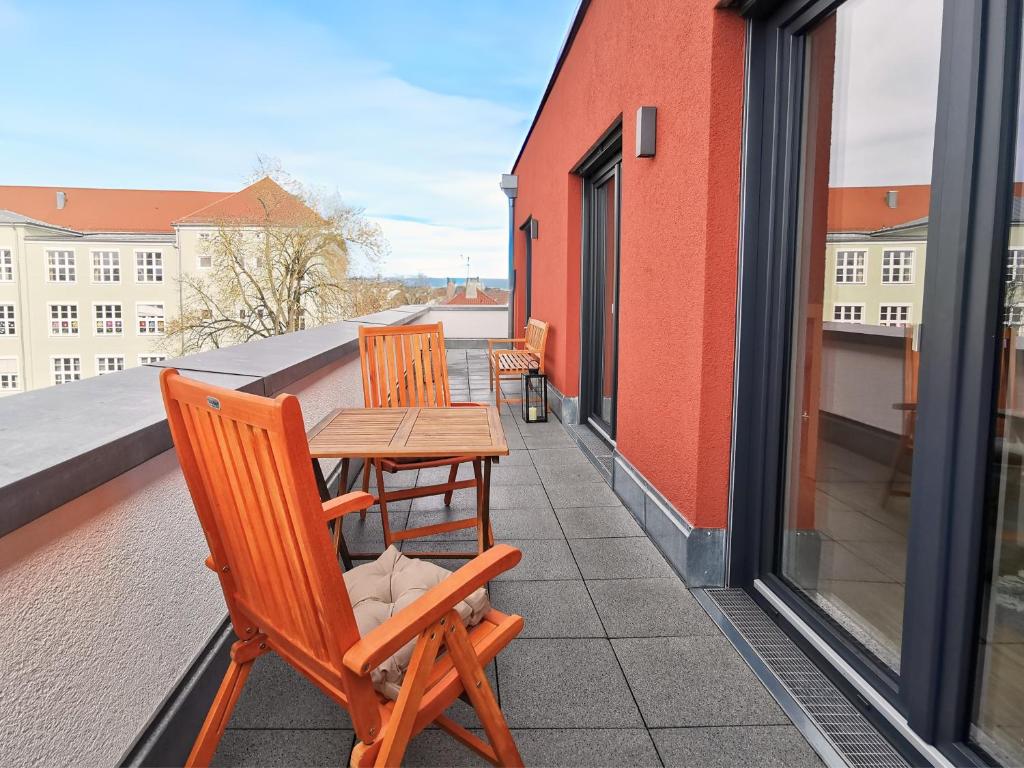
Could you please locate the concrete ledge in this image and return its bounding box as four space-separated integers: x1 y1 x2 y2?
0 309 427 540
612 454 725 587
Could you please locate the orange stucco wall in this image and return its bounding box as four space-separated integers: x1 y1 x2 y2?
512 0 745 529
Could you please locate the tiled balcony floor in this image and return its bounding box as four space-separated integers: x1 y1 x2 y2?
212 350 823 767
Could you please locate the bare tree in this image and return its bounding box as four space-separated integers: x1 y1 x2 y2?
162 169 390 354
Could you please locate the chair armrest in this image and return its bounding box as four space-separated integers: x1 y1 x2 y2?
343 544 522 675
321 491 375 522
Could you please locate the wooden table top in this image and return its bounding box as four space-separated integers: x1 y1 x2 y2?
307 406 508 459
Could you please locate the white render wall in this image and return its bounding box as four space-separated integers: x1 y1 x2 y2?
0 354 363 768
420 306 508 339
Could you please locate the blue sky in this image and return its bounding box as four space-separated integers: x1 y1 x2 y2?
0 0 577 277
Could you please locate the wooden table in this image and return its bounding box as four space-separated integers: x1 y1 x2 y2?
307 406 508 567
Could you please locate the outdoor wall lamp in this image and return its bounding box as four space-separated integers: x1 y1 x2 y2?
529 219 539 239
636 106 657 158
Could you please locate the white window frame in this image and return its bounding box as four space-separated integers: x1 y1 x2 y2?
832 303 865 323
48 302 80 336
0 249 13 282
881 249 915 284
1007 249 1024 281
139 354 167 365
0 356 19 391
0 303 16 337
91 250 121 283
135 250 164 283
95 354 125 375
197 233 213 269
136 302 166 335
835 250 867 284
46 249 77 283
879 303 913 327
93 302 124 336
50 356 81 385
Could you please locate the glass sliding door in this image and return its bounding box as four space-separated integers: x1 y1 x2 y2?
972 33 1024 764
581 142 621 439
778 0 942 673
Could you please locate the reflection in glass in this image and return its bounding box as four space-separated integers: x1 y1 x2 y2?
779 0 942 672
971 34 1024 765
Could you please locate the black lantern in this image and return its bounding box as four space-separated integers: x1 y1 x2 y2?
521 366 548 423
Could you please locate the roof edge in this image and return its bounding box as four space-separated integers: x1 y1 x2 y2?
510 0 592 173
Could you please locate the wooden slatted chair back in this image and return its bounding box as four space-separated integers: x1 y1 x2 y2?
159 368 379 726
359 323 452 408
524 318 549 358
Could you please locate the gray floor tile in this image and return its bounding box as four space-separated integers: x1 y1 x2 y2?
487 484 552 510
495 449 534 466
497 639 644 727
401 728 489 767
491 506 564 540
410 492 479 514
493 538 582 581
522 430 575 449
536 460 607 486
490 580 605 638
341 510 410 551
612 637 789 727
489 465 542 486
514 728 662 767
554 506 644 538
212 729 353 767
228 654 351 729
570 537 675 579
587 578 721 637
651 725 823 768
546 482 622 508
528 448 596 468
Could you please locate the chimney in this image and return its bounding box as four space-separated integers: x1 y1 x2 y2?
885 190 898 209
446 277 456 300
466 277 480 301
56 191 67 210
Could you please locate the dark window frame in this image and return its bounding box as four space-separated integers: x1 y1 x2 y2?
729 0 1023 762
519 217 534 324
577 127 622 441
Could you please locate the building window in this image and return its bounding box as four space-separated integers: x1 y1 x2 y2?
137 303 165 335
47 250 76 282
51 356 81 385
95 355 125 375
879 303 912 327
0 304 15 336
0 358 18 391
92 250 121 283
832 304 864 323
1006 305 1024 327
882 249 914 283
49 303 79 335
1007 249 1024 282
0 249 12 281
94 303 123 335
198 233 212 269
139 354 167 365
135 251 164 282
835 250 866 284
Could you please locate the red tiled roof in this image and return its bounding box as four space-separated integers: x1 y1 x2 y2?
826 185 931 233
0 185 229 233
443 287 508 306
175 177 316 226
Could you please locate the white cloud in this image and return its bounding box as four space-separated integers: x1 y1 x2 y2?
367 217 506 278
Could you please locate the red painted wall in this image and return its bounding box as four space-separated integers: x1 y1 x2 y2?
512 0 745 529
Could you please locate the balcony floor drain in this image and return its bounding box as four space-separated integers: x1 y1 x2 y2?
695 588 909 768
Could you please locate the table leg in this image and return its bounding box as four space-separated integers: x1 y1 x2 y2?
314 458 354 571
481 457 493 552
312 459 331 502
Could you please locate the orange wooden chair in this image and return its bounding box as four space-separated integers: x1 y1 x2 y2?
159 368 525 767
358 323 490 556
885 327 920 499
487 319 549 409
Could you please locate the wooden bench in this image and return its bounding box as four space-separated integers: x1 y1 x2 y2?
487 319 550 409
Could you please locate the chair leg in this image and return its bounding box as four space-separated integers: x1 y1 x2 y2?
376 462 394 547
186 654 255 767
445 615 524 767
360 459 372 520
443 463 459 506
374 620 445 768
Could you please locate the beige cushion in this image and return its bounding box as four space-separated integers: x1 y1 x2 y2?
343 546 490 699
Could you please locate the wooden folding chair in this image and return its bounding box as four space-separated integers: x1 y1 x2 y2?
884 326 920 500
487 319 550 409
159 368 525 767
358 323 491 556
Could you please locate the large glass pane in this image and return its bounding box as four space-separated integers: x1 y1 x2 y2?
972 34 1024 764
779 0 942 672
